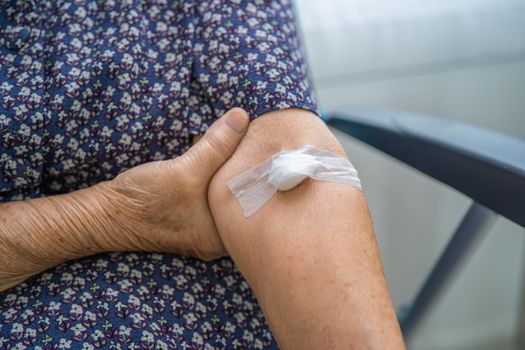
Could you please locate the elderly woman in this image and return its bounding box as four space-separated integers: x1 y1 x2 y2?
0 0 404 348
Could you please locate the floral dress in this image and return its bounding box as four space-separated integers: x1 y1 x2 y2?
0 0 320 348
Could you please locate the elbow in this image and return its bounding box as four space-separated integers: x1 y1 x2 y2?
208 108 346 215
207 108 356 244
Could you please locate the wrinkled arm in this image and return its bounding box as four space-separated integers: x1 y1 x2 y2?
209 109 405 349
0 185 117 292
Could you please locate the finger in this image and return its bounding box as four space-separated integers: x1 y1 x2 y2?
181 107 250 176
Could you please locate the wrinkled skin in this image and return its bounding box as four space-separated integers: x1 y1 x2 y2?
96 107 250 260
0 108 249 291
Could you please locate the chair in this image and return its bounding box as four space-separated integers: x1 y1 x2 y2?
326 107 525 340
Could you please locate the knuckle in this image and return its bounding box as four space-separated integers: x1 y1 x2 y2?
203 132 233 158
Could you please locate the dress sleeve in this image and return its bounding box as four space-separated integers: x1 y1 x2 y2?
187 0 321 134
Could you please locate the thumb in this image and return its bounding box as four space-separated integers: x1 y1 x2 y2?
181 107 250 176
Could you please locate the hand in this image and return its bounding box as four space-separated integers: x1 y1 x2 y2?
95 108 250 260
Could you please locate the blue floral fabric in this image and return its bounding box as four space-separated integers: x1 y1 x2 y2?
0 0 320 348
1 254 277 349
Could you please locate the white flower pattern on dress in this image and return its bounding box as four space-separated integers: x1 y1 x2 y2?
0 0 320 348
0 0 319 200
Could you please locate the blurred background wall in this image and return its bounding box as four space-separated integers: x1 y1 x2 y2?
294 0 525 348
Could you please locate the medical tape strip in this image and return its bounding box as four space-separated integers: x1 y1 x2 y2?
227 144 362 217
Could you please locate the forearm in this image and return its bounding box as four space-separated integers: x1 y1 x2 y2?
209 109 405 348
0 183 118 291
0 106 250 291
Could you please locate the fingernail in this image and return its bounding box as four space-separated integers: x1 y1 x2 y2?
225 110 248 133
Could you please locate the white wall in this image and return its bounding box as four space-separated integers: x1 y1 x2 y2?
295 0 525 348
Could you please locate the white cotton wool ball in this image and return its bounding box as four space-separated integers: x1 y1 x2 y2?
268 152 322 191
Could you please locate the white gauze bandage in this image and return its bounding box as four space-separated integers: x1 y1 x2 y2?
227 144 362 217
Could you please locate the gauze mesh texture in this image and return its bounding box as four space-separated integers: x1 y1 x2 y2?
227 145 361 217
